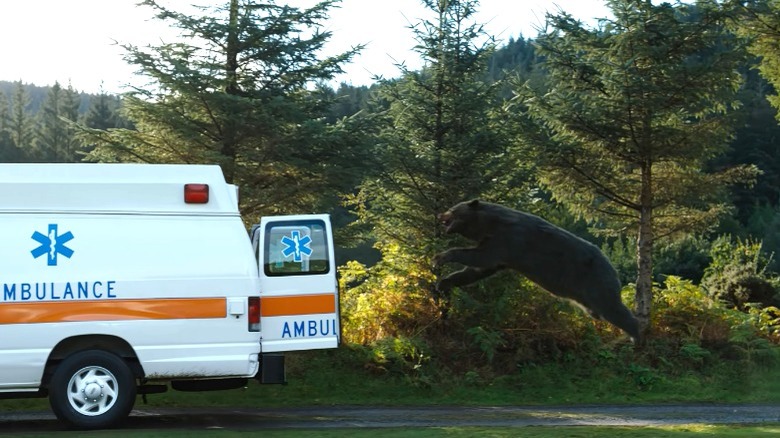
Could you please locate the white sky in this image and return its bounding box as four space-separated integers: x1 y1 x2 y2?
0 1 611 94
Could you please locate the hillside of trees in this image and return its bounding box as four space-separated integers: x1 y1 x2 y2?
0 80 128 162
3 0 780 377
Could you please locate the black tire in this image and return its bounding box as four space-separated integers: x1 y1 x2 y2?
48 350 137 430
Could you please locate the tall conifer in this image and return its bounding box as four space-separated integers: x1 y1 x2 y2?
9 81 33 158
348 0 520 306
79 0 369 216
514 0 759 336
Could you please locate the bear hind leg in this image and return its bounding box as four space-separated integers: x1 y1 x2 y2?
436 266 502 293
601 304 641 343
577 289 641 343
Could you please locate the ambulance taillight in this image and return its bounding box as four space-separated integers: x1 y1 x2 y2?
184 184 209 204
248 297 260 332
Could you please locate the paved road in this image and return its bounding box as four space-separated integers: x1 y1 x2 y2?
0 404 778 432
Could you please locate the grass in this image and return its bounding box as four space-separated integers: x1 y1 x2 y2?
3 347 780 413
1 348 779 437
135 346 780 408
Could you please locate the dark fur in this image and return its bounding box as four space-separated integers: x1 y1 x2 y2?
433 199 640 341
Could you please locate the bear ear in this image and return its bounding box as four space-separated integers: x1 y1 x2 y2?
468 199 480 209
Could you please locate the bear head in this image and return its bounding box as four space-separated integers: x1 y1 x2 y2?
438 199 488 241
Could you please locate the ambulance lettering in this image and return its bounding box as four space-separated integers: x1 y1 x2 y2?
281 318 337 338
2 281 117 302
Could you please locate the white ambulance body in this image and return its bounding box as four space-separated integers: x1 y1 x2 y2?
0 163 339 429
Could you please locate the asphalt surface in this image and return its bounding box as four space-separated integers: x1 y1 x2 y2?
0 404 778 432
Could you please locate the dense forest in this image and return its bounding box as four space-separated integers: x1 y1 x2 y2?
0 81 128 162
3 0 780 376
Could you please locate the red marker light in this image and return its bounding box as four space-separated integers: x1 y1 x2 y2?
184 184 209 204
248 297 260 332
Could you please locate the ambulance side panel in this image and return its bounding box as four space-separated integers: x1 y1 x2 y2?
0 213 260 391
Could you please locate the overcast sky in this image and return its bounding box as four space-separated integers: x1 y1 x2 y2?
0 1 611 94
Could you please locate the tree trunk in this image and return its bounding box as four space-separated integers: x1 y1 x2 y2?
221 0 240 183
635 161 654 340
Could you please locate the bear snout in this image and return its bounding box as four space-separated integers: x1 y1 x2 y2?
438 211 454 231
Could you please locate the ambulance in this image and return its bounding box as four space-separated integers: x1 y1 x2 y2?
0 163 340 429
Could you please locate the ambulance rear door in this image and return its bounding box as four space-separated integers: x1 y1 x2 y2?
256 214 339 352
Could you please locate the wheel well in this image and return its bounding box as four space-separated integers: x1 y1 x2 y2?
42 335 143 386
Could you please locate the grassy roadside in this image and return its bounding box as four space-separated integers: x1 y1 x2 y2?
137 347 780 408
3 347 780 413
1 348 779 437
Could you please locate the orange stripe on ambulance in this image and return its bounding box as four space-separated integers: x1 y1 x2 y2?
0 297 227 324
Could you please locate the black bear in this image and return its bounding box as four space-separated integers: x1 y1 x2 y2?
433 199 640 341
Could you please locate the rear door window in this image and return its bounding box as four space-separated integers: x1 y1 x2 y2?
263 220 329 276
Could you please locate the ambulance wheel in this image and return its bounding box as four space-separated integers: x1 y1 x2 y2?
48 350 137 430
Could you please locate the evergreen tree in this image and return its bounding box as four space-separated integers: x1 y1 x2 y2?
487 35 540 82
0 89 20 161
35 81 81 162
348 0 521 308
727 68 780 216
36 82 66 161
730 0 780 121
82 87 122 158
9 81 33 158
328 83 372 121
513 0 759 337
84 88 118 130
0 90 7 132
61 83 82 160
79 0 370 216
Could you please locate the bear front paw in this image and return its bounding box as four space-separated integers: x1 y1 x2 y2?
435 278 452 293
432 252 449 268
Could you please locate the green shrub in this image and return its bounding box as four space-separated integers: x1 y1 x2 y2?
701 236 780 310
650 276 779 367
729 320 780 367
339 245 439 345
744 204 780 273
651 276 735 345
366 336 433 384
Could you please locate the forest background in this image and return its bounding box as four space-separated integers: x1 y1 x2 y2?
2 0 780 391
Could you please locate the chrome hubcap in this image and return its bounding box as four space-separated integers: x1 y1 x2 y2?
66 366 119 416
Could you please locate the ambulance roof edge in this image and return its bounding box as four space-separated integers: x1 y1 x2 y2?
0 163 239 215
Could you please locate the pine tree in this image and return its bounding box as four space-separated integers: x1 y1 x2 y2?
61 83 82 161
0 89 19 161
0 90 8 132
36 82 66 161
84 88 117 130
348 0 521 306
9 81 33 158
35 82 81 162
730 0 780 121
79 0 370 216
82 87 121 158
514 0 759 337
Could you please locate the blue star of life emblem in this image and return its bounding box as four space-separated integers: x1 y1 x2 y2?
280 230 312 263
31 224 74 266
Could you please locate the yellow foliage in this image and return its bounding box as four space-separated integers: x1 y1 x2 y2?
339 245 439 345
